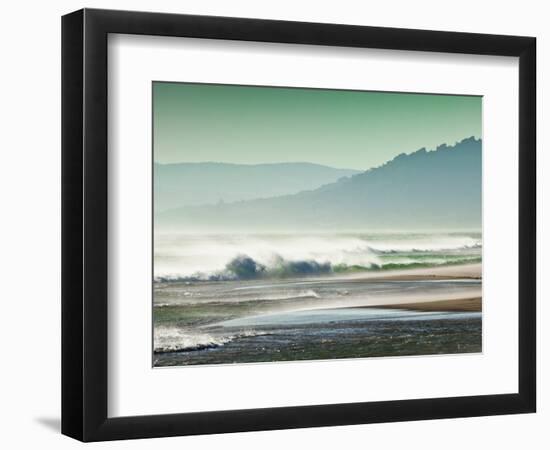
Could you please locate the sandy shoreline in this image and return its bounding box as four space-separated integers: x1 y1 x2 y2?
343 263 482 312
378 297 481 312
345 262 481 282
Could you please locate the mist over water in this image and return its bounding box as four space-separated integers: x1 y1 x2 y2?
154 231 482 281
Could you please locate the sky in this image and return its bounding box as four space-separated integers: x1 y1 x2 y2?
153 82 481 171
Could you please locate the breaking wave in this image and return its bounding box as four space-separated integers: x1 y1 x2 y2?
155 254 481 282
154 326 266 353
368 243 482 254
154 233 481 282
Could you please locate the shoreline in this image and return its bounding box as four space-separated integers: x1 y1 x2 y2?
335 263 482 312
377 296 481 312
341 262 481 282
156 263 483 313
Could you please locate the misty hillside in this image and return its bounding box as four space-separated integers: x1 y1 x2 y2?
154 162 360 211
157 137 482 231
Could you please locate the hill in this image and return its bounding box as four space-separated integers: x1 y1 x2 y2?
154 162 360 211
157 137 481 231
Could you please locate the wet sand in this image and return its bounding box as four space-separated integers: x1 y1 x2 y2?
379 296 481 312
345 263 481 282
337 264 482 312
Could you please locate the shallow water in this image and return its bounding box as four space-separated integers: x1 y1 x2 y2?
153 276 481 366
154 313 481 367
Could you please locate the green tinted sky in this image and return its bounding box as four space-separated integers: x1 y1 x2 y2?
153 82 481 170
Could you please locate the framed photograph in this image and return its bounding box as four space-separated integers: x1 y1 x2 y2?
61 8 536 441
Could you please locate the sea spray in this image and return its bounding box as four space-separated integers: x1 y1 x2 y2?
154 326 267 353
154 232 481 282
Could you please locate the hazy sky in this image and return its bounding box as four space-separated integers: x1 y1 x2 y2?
153 82 481 170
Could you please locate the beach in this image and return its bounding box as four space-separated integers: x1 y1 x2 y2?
347 263 482 312
353 262 481 281
153 257 482 366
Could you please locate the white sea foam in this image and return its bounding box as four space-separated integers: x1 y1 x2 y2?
155 234 380 278
367 236 481 253
153 326 265 353
154 233 481 280
256 289 321 301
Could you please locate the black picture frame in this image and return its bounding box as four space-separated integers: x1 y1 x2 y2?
61 8 536 442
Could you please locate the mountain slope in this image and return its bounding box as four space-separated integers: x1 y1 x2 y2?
154 162 360 211
158 137 481 231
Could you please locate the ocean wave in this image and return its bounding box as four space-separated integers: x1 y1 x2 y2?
154 326 266 353
155 253 481 283
154 233 481 281
368 243 482 254
258 289 321 301
365 257 481 271
153 289 321 307
155 254 333 282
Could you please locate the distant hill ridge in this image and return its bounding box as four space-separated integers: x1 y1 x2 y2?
158 137 482 231
154 161 360 211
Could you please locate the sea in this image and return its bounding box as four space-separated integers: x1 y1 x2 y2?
153 232 482 367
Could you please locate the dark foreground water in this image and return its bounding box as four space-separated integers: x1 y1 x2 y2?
155 312 481 367
153 275 482 367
